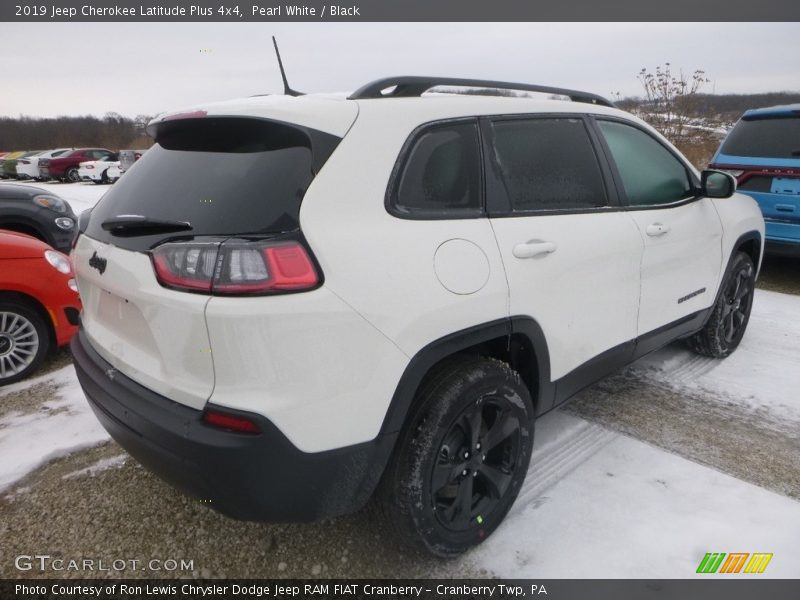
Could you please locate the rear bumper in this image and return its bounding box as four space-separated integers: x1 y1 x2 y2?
765 239 800 257
71 329 397 522
764 220 800 255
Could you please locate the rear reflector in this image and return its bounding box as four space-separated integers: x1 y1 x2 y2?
151 239 319 295
203 410 261 434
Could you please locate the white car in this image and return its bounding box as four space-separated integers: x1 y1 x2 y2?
15 148 72 180
106 163 122 183
78 157 120 184
70 77 764 556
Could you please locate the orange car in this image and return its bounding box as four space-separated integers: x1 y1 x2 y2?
0 230 81 384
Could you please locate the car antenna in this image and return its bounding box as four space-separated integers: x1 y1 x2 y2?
272 36 303 97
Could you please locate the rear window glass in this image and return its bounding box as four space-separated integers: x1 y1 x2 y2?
721 115 800 158
87 118 336 249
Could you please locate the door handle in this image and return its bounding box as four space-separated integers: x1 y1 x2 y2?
646 223 670 237
512 240 557 259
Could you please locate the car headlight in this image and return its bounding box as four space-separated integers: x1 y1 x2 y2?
44 250 72 275
55 217 75 230
33 194 67 213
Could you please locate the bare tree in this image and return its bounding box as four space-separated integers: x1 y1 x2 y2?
637 63 710 142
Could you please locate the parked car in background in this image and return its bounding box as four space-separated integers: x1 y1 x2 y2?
16 148 73 180
3 150 44 179
710 104 800 256
0 230 81 385
106 163 122 182
78 155 120 184
0 151 26 179
0 183 77 253
39 148 115 182
119 149 146 173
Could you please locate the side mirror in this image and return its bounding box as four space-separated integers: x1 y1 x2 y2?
701 170 736 199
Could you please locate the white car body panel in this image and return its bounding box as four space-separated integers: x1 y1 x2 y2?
490 212 643 380
300 99 511 358
627 199 724 336
73 235 215 409
205 290 410 452
106 164 122 182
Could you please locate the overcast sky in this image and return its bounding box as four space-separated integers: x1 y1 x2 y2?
1 22 798 118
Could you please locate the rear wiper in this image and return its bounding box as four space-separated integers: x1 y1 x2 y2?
101 214 192 236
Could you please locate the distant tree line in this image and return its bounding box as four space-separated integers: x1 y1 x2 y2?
0 113 154 151
617 91 800 123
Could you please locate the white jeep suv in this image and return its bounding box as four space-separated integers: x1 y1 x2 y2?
71 77 764 556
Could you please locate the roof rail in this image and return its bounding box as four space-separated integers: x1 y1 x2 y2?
348 76 616 108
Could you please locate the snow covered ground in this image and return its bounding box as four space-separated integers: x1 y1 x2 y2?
634 289 800 425
0 366 109 491
1 181 798 578
463 411 800 578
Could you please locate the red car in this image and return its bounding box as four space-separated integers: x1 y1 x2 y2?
39 148 116 183
0 230 81 384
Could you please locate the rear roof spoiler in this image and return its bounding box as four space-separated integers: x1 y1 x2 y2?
348 76 616 108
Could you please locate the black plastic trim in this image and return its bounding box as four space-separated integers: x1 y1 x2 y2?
71 329 396 522
64 307 80 326
765 239 800 257
349 76 616 108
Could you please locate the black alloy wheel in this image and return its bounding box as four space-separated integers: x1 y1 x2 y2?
377 357 534 556
688 251 755 358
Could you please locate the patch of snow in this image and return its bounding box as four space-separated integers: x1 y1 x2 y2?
0 366 109 492
632 289 800 425
62 454 126 480
463 412 800 578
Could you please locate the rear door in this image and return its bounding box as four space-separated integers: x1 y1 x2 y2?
485 116 643 398
594 118 723 337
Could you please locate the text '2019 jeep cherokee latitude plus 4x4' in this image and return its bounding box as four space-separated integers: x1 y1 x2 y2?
71 77 764 556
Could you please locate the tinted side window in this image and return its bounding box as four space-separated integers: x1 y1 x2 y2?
394 122 481 216
490 118 607 211
598 120 692 206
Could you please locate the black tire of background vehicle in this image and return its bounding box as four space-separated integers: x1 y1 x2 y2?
687 251 755 358
375 356 534 557
0 301 49 385
65 167 80 183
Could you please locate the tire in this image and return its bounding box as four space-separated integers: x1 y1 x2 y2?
687 251 755 358
0 301 50 386
376 356 534 557
65 167 81 183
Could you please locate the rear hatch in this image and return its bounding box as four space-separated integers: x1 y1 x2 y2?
713 109 800 231
74 106 353 409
